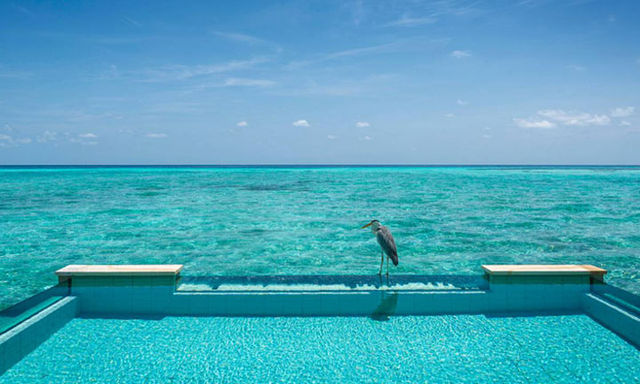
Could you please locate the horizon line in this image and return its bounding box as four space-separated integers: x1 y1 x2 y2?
1 164 640 168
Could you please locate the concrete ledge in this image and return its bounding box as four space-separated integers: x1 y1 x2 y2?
483 264 606 285
56 264 183 277
482 264 606 276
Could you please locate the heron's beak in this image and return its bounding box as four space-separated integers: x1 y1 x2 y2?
361 221 373 229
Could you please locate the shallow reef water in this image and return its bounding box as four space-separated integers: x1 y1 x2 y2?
1 166 639 309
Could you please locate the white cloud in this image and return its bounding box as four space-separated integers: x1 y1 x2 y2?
78 133 98 138
327 135 337 140
515 109 614 128
513 118 556 129
362 135 373 141
610 106 634 117
451 50 471 58
355 121 370 128
620 121 631 126
223 78 275 87
292 120 310 127
444 113 455 118
456 99 468 106
537 109 610 126
146 133 168 138
236 121 248 127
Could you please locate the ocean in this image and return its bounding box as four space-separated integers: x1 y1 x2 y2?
1 166 639 310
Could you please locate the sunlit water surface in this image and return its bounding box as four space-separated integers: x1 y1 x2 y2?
1 314 639 383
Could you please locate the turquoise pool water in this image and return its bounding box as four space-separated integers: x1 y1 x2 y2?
2 313 638 383
1 166 640 310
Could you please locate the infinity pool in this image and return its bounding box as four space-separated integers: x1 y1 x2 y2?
2 314 639 383
1 265 638 382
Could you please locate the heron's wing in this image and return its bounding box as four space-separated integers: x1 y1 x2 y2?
376 227 398 266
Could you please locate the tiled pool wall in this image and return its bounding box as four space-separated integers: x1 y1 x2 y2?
72 278 591 317
0 297 77 374
1 264 639 376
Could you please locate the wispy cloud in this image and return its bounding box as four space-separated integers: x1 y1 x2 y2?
146 133 168 138
326 43 399 60
537 109 610 126
11 4 35 17
385 16 437 27
236 121 248 127
610 106 634 118
456 99 468 106
69 133 98 145
327 134 337 140
513 118 556 129
292 120 310 127
286 42 402 69
0 134 32 148
285 37 449 70
39 31 151 45
36 130 58 143
121 16 142 28
361 135 373 141
566 64 586 71
213 32 266 45
451 50 471 58
355 121 370 127
223 78 276 87
444 113 455 118
138 57 268 82
212 31 283 53
0 66 32 79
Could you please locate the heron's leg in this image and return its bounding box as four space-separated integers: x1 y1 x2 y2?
378 251 383 275
386 255 389 276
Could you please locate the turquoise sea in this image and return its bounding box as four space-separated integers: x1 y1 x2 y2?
1 166 639 310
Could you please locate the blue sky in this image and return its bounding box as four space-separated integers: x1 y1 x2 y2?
0 0 639 164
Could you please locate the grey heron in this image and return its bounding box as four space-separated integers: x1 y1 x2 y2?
361 219 398 275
